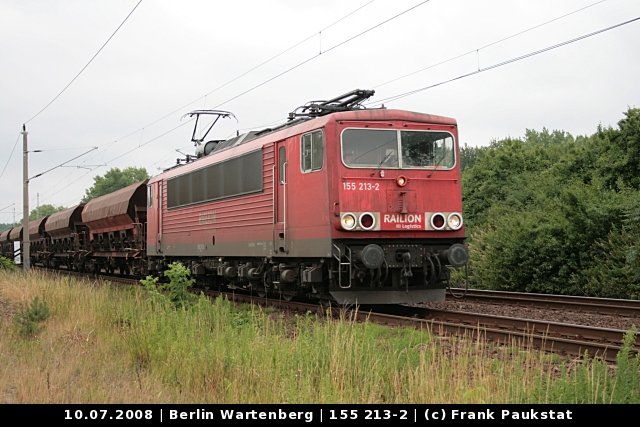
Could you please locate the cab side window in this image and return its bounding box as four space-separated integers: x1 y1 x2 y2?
301 130 323 173
279 146 286 184
147 185 153 207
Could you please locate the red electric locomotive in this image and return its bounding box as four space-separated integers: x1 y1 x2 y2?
146 90 468 304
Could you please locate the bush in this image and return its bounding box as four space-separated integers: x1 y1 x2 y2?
469 179 621 295
463 109 640 297
14 296 50 337
140 262 196 308
0 256 15 271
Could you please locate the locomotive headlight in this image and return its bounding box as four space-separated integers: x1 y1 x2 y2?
359 212 376 230
396 175 407 187
340 213 357 230
430 213 446 230
447 213 463 230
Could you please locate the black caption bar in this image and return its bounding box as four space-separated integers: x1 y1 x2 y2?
0 404 632 425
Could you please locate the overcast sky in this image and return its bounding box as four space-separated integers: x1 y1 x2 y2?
1 0 639 223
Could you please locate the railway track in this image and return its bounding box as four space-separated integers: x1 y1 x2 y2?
448 288 640 317
197 289 638 364
20 267 639 363
376 305 638 363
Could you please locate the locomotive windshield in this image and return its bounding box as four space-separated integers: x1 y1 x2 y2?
341 129 455 169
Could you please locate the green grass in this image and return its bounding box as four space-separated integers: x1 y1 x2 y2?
0 269 638 403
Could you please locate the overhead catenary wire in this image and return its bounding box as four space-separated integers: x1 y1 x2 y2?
29 147 98 181
24 0 144 125
371 16 640 106
108 0 431 159
208 0 433 111
24 3 637 209
103 0 378 148
38 119 194 206
30 146 99 152
37 0 380 201
216 0 608 144
37 0 431 203
373 0 609 89
111 13 640 170
0 203 15 213
0 133 21 181
203 0 614 141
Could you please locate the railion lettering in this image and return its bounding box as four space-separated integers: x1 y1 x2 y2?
383 213 422 224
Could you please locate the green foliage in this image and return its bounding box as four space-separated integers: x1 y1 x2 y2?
139 274 165 305
14 296 50 337
119 288 640 403
613 328 640 403
29 204 66 220
577 190 640 298
459 143 484 171
462 129 577 229
463 108 640 297
469 180 623 294
529 328 640 403
0 256 15 271
82 167 149 203
140 262 196 308
593 108 640 191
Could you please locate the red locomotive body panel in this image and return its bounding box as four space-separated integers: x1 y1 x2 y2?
148 117 337 259
148 145 277 257
329 117 464 239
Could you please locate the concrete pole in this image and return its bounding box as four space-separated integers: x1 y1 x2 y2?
22 124 30 271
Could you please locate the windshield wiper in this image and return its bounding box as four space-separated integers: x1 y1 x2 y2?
427 151 449 177
377 151 393 168
370 151 395 176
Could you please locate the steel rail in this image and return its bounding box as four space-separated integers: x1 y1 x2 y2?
448 288 640 317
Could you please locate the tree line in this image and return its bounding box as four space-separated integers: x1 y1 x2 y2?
460 108 640 299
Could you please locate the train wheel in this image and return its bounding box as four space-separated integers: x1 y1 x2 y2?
318 298 333 311
281 293 294 301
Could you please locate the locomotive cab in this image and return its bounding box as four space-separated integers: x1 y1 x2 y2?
325 110 468 304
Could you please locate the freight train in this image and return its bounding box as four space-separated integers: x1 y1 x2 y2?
0 90 468 305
